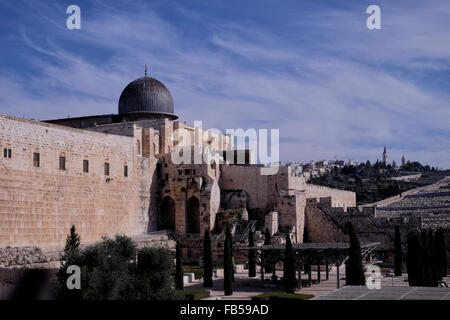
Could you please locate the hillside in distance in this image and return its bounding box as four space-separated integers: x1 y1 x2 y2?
309 161 449 205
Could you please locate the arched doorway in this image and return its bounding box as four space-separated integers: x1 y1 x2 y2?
159 196 175 231
186 196 200 233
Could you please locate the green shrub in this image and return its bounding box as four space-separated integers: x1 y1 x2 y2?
216 209 244 224
183 266 204 280
57 234 181 300
137 247 181 300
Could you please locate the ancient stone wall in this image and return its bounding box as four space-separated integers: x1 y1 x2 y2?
265 211 278 236
305 205 347 243
220 165 357 242
0 115 150 251
220 190 248 210
274 191 305 242
303 184 356 209
305 201 427 251
157 152 220 234
87 122 136 137
173 122 234 154
220 165 275 212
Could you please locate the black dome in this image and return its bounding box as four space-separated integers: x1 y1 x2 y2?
118 77 176 117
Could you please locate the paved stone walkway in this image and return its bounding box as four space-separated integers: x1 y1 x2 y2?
185 267 450 300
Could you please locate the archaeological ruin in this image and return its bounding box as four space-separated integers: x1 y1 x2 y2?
0 73 448 267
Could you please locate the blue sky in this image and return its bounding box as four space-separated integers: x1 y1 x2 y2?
0 0 450 167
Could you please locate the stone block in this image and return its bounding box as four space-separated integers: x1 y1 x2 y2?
184 273 196 283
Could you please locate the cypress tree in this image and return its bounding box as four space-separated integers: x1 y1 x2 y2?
57 226 82 299
224 228 233 296
175 241 183 290
394 226 402 276
439 228 448 277
64 225 81 262
421 229 432 286
264 228 273 274
428 229 438 286
303 225 311 275
203 229 213 287
434 228 442 281
416 232 425 286
407 232 417 286
225 226 234 282
303 225 309 243
283 235 295 293
345 222 365 285
407 231 424 286
248 230 256 277
440 228 446 279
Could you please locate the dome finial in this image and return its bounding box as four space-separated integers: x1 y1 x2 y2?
144 64 148 77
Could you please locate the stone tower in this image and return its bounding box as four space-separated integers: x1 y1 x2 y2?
382 146 389 165
401 155 406 167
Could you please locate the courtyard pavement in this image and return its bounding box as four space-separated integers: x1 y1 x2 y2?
184 266 450 300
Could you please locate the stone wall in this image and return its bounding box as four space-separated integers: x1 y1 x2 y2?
220 165 275 212
304 184 356 209
304 205 347 243
274 192 305 242
220 165 293 213
305 200 429 252
265 211 278 236
0 115 150 251
220 165 358 243
157 152 220 234
220 190 248 210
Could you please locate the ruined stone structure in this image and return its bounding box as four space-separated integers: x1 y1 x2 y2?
0 74 356 252
303 177 450 259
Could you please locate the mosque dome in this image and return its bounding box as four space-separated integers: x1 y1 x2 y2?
118 75 176 118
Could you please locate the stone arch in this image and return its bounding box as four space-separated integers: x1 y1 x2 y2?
186 196 200 233
159 196 175 231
